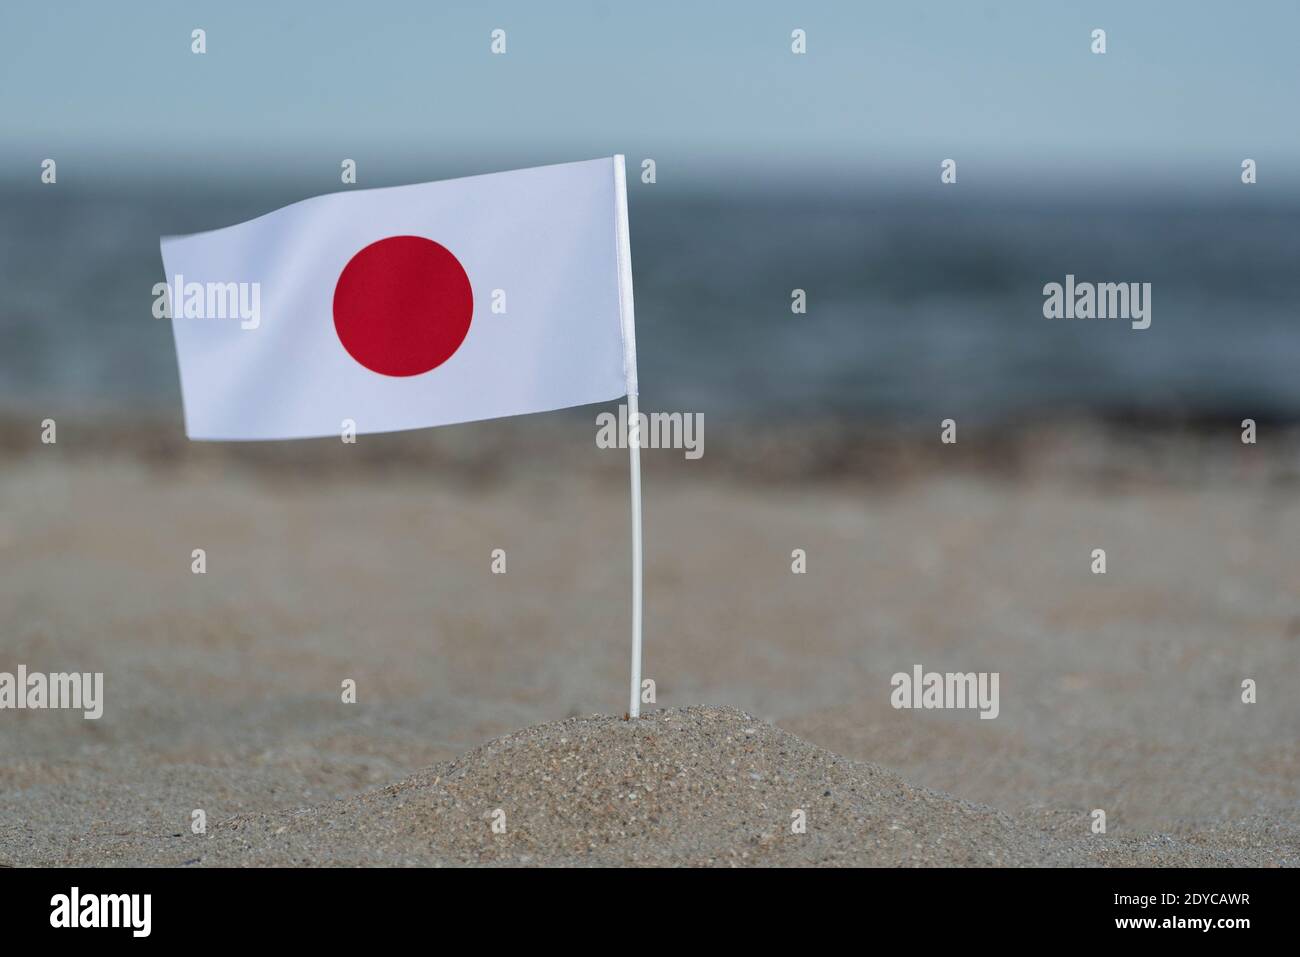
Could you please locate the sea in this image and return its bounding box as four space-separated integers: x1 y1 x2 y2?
2 179 1297 428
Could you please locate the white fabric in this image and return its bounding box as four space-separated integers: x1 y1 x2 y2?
162 157 633 440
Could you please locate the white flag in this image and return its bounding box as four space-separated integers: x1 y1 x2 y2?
160 157 637 440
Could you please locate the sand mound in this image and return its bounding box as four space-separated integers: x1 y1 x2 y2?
171 707 1283 867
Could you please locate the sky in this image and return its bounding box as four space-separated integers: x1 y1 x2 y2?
2 1 1298 192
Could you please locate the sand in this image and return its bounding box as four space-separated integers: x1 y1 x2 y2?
1 418 1297 866
5 706 1291 867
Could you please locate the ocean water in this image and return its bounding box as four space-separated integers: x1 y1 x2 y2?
2 181 1297 427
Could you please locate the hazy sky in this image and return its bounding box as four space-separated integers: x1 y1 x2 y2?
3 1 1298 190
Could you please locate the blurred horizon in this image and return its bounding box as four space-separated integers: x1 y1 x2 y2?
2 1 1298 429
5 180 1298 429
6 159 1300 206
3 0 1299 193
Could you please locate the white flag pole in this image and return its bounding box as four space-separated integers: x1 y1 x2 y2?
613 155 643 719
626 393 644 718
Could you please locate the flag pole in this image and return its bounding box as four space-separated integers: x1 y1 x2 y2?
626 393 643 718
613 155 643 719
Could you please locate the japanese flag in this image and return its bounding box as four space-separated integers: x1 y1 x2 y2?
160 157 638 441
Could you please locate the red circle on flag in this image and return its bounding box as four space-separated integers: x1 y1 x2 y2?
333 236 473 377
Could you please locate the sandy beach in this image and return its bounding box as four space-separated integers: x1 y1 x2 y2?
1 417 1296 866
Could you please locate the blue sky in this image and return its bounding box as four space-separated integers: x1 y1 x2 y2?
2 1 1297 191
